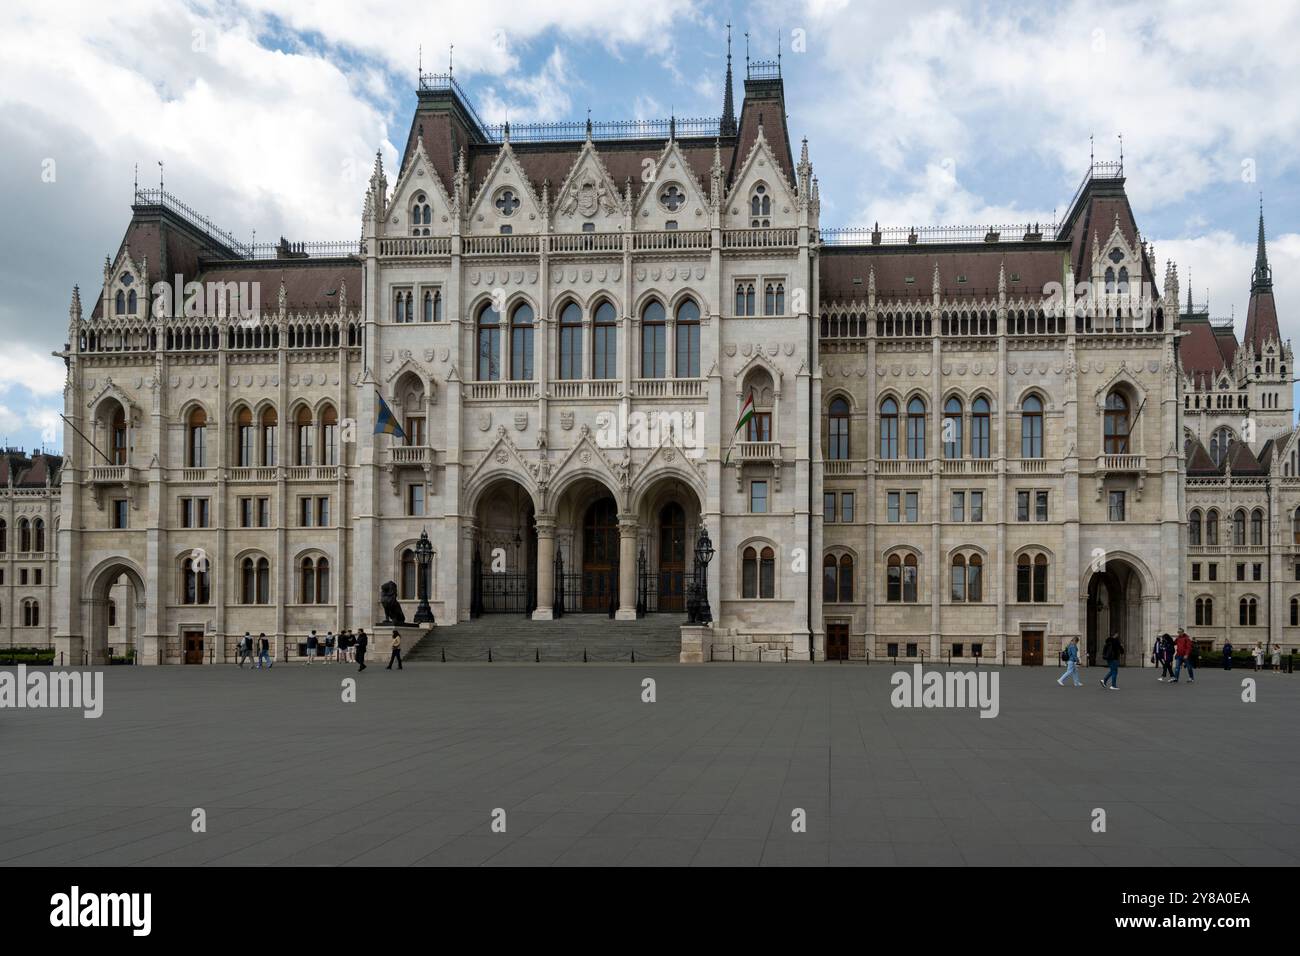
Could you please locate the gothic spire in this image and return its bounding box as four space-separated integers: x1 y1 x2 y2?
721 22 737 136
1252 198 1272 293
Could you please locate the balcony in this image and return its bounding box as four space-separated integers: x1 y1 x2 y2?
941 458 996 475
229 467 280 482
631 377 705 399
551 379 620 400
632 230 709 252
823 459 865 476
387 445 434 467
549 232 624 255
1014 458 1050 474
285 466 340 481
735 441 781 462
1097 453 1146 474
462 234 540 256
877 459 929 475
89 464 136 484
722 227 798 250
377 236 451 258
178 467 214 482
466 381 538 401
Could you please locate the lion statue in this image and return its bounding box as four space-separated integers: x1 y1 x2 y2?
379 580 406 625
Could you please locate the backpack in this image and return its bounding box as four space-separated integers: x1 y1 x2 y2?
1060 647 1070 663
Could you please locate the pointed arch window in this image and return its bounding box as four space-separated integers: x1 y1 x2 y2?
675 299 700 377
764 282 785 315
971 397 991 458
557 301 583 380
1233 509 1246 547
880 398 899 460
401 548 418 599
477 303 501 381
320 405 338 466
111 405 128 465
115 290 126 315
1206 509 1219 546
187 407 208 467
236 406 254 467
411 193 432 236
33 518 44 553
943 397 963 459
1251 509 1264 546
641 300 666 378
593 300 617 380
1020 395 1043 459
423 288 442 322
300 556 330 604
735 282 756 316
906 398 926 459
1104 391 1130 454
749 183 771 227
1195 597 1213 626
828 398 850 460
295 406 314 465
1189 509 1202 546
1239 597 1258 626
261 407 278 466
510 303 535 380
181 555 210 605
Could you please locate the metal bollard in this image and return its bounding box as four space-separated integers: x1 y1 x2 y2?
488 647 492 663
535 647 540 663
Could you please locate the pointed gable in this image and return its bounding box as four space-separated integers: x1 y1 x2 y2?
724 123 795 229
633 139 709 227
386 136 453 235
466 139 544 235
551 138 625 233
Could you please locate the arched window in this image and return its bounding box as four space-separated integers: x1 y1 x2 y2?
950 554 966 602
593 300 617 379
115 290 126 315
509 303 535 380
971 397 991 458
1233 510 1246 547
181 556 210 605
760 547 775 599
557 301 583 380
742 546 775 599
295 406 314 465
906 398 926 459
1020 395 1043 458
764 282 785 315
943 397 963 459
111 405 128 465
18 518 30 552
1017 553 1049 602
1294 507 1300 544
1292 597 1299 627
1104 391 1130 454
411 193 431 235
299 557 330 604
241 556 271 605
735 282 756 316
828 398 850 460
1239 597 1257 626
187 407 208 467
1206 510 1219 545
640 300 666 378
423 289 441 322
33 518 44 553
23 600 39 627
837 554 853 602
318 405 338 466
236 406 254 467
880 398 899 460
1210 426 1233 467
261 407 278 466
887 553 918 603
967 554 983 602
401 548 418 599
749 183 771 227
1195 597 1213 626
0 518 6 553
1104 267 1116 294
127 290 138 314
1251 509 1264 546
1117 266 1129 294
675 299 700 377
477 303 501 381
824 554 840 603
1189 509 1202 546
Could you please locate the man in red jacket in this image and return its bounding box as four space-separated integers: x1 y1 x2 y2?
1170 628 1195 684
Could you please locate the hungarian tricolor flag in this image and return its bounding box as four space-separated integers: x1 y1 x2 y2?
373 393 406 440
724 391 755 463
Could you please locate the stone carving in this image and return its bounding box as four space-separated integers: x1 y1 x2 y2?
514 411 527 431
380 581 405 625
560 411 575 430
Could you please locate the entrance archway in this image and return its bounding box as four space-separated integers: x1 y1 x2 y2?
471 477 536 615
582 497 619 612
1086 559 1144 667
85 561 145 664
551 476 624 615
633 474 704 615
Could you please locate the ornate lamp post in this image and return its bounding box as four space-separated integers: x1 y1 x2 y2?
413 529 435 625
694 524 714 625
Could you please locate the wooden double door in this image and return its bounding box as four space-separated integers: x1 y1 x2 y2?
1021 630 1044 666
582 498 618 611
826 623 849 661
183 630 205 664
657 503 687 612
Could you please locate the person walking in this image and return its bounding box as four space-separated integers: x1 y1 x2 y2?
1272 643 1282 673
1170 629 1195 683
1100 633 1123 689
238 632 253 667
257 633 272 669
306 630 318 665
1057 637 1082 686
355 628 368 672
1222 639 1234 671
1253 641 1265 672
387 630 403 670
1157 632 1176 681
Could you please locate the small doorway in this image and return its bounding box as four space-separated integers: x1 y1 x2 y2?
658 502 687 612
826 622 849 661
1021 630 1043 666
183 630 205 665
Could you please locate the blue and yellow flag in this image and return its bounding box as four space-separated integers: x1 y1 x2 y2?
374 393 406 440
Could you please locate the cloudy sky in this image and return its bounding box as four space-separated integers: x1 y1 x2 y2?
1 0 1297 453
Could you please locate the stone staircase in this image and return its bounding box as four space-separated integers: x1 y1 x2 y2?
405 614 684 663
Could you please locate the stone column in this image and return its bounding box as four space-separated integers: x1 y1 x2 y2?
616 516 638 620
533 516 556 620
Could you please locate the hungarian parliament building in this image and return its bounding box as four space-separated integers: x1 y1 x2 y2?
1 53 1292 665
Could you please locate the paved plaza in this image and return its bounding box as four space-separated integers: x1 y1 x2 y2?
1 661 1297 866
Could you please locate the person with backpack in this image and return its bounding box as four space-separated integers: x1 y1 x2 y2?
238 632 253 667
1057 636 1082 686
355 628 368 672
306 630 318 664
1100 633 1123 689
1222 639 1234 671
387 630 404 670
1170 629 1195 683
257 633 272 669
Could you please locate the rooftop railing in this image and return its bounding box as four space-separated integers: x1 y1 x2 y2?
484 116 723 142
820 223 1055 247
133 188 251 257
1056 160 1124 238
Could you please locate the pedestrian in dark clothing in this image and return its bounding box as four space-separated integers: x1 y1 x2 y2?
257 633 272 669
1100 634 1123 689
387 631 403 670
1222 640 1234 670
1170 629 1195 683
238 632 253 667
1157 633 1175 681
356 629 368 671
